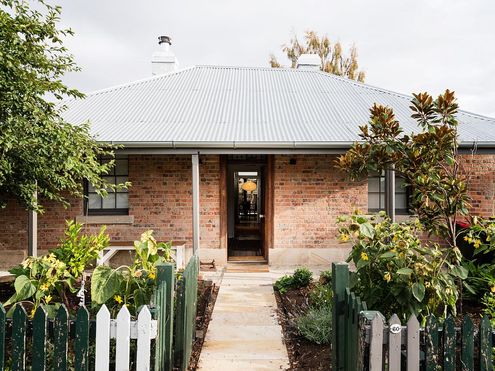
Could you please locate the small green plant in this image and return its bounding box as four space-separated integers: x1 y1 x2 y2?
482 292 495 327
274 267 313 294
296 306 332 345
309 283 333 309
462 260 495 301
6 221 109 314
91 230 172 316
319 270 332 285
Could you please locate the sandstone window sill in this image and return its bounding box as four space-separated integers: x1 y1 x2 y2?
75 215 134 225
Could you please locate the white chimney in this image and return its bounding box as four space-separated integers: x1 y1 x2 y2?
151 36 179 75
296 54 321 70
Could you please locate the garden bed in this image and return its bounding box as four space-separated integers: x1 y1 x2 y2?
274 285 331 371
187 279 219 371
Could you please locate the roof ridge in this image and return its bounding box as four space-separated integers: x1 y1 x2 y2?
76 66 198 99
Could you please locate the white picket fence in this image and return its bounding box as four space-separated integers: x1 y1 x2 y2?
95 304 158 371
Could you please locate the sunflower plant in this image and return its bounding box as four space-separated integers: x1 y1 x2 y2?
6 221 109 316
90 230 173 316
338 211 467 321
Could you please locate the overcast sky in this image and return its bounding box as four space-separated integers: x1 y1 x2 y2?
58 0 495 117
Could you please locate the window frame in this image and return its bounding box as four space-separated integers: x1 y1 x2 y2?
84 156 129 216
367 172 411 215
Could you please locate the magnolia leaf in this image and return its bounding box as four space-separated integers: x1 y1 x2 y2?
451 265 468 280
412 282 425 302
359 223 375 239
380 251 397 259
396 268 413 275
91 265 121 304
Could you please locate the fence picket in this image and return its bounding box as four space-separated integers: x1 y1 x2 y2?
53 305 69 371
136 306 152 371
479 316 493 371
369 313 384 371
155 263 175 371
350 295 361 371
443 314 455 371
461 315 474 371
75 306 90 371
115 305 131 371
32 306 48 371
425 315 438 371
331 262 349 371
174 278 185 367
12 304 27 371
388 314 401 371
345 289 351 370
95 304 111 371
406 315 419 371
0 304 6 370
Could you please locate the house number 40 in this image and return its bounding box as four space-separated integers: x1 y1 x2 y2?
390 324 401 334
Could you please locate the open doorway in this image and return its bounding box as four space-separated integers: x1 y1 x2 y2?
226 156 270 261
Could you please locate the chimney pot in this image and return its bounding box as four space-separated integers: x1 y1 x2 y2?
158 35 171 45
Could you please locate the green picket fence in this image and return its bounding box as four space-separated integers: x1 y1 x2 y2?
0 303 92 371
155 254 199 371
0 254 200 371
332 262 495 371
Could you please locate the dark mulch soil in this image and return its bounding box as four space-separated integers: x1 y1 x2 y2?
274 285 331 371
188 278 219 371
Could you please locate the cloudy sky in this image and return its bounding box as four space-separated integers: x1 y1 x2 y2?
58 0 495 117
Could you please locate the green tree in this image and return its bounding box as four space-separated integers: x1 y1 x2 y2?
336 90 470 250
269 31 365 82
0 0 124 211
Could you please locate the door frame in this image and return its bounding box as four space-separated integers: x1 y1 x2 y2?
219 155 274 262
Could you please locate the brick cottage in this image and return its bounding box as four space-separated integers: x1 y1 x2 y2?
1 50 494 268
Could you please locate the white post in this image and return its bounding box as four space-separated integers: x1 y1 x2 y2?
192 153 200 255
28 189 37 257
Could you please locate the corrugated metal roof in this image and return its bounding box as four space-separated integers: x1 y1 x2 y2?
61 65 495 148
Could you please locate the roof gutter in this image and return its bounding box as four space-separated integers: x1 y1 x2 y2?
106 140 357 149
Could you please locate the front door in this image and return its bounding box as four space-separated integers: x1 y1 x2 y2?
227 157 267 260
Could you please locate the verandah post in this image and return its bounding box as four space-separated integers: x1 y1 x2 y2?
155 263 175 371
332 262 349 371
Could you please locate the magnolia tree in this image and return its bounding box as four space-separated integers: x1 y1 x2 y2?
337 90 470 250
0 0 125 212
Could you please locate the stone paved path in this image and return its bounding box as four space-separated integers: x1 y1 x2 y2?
197 271 290 370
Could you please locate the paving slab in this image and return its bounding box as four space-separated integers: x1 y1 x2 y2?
197 271 289 370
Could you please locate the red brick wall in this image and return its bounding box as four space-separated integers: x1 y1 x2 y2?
0 153 493 267
273 154 368 249
0 198 28 254
0 155 221 268
461 154 495 217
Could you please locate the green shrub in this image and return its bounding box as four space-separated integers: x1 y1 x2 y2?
338 212 466 321
319 270 332 285
274 267 313 294
296 306 331 345
310 283 333 309
292 267 313 287
6 221 109 313
482 292 495 327
462 260 495 301
91 230 173 316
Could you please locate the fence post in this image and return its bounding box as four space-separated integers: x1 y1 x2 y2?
0 304 5 370
155 263 175 371
332 262 349 371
